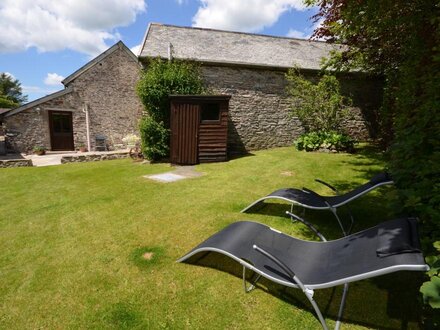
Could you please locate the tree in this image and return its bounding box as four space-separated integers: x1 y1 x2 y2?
305 0 440 320
0 73 28 108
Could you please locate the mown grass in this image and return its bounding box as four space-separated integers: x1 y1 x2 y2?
0 146 424 329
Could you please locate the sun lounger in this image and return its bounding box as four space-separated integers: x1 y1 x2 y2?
241 172 394 235
178 217 428 329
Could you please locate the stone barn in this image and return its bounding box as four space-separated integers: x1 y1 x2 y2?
1 23 382 155
139 23 382 154
2 41 143 153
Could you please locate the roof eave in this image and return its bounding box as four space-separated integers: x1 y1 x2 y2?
5 87 73 117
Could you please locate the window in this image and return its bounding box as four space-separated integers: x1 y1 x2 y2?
201 103 220 122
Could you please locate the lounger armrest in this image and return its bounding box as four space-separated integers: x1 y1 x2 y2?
302 187 334 207
253 245 296 279
315 179 339 194
286 211 327 242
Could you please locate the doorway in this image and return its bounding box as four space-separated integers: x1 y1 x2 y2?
170 103 200 164
49 111 74 151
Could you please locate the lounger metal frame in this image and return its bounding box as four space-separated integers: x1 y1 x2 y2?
178 216 428 330
241 176 394 235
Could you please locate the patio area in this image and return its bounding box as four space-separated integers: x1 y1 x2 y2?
0 150 131 167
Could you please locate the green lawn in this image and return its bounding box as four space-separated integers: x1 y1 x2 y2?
0 146 424 329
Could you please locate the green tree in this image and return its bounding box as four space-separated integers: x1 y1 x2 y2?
305 0 440 320
0 73 28 107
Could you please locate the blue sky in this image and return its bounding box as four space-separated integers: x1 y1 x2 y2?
0 0 317 102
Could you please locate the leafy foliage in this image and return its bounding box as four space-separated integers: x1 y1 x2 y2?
139 117 169 161
0 96 18 108
286 68 352 133
136 58 205 126
305 0 440 319
136 59 205 160
0 72 27 107
295 131 355 152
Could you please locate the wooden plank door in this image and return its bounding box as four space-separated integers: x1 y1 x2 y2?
170 103 200 164
49 111 74 151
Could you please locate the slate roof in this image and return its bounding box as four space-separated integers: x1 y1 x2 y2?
139 23 340 70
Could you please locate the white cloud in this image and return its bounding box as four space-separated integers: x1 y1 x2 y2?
286 29 306 39
0 0 147 56
192 0 306 32
130 44 142 56
4 72 15 79
22 85 60 95
44 73 65 86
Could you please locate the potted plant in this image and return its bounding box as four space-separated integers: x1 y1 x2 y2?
33 146 46 156
77 143 87 152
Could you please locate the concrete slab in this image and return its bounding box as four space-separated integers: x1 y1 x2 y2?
145 173 187 182
144 166 204 183
27 154 62 167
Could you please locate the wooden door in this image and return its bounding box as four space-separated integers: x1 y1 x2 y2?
49 111 74 151
170 103 200 164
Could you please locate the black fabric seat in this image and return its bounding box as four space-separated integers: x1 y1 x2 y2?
241 172 394 235
178 217 428 329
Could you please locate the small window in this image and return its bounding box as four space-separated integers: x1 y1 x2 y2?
201 103 220 122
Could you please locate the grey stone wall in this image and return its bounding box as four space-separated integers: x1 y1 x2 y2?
69 46 144 150
4 45 144 154
201 65 381 153
0 159 33 168
4 92 79 153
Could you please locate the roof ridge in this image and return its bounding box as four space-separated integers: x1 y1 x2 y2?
62 41 139 85
148 22 328 44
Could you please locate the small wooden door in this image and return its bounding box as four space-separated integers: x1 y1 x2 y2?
170 103 200 164
49 111 74 151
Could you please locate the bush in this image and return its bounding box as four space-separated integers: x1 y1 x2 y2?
136 58 205 126
286 68 352 133
294 131 355 152
139 117 169 161
136 58 205 160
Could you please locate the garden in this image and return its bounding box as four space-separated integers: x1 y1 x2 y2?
0 145 426 329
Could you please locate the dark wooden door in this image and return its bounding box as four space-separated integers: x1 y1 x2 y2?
49 111 74 151
170 103 200 164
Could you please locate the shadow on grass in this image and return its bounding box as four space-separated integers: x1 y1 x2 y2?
182 251 424 329
243 188 401 240
227 152 256 161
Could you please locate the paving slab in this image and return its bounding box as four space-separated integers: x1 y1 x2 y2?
144 166 204 183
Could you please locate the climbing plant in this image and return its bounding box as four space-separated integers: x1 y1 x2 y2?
136 58 205 160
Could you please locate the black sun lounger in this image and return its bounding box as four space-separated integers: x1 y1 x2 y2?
178 217 428 330
241 172 394 235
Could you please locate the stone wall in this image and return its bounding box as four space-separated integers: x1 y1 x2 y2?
4 91 79 153
61 151 130 163
0 159 33 168
68 45 144 150
3 44 144 154
201 65 382 153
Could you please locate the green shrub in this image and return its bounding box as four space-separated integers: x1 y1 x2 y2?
286 68 352 133
294 131 355 152
136 58 205 126
139 117 169 161
136 58 205 160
